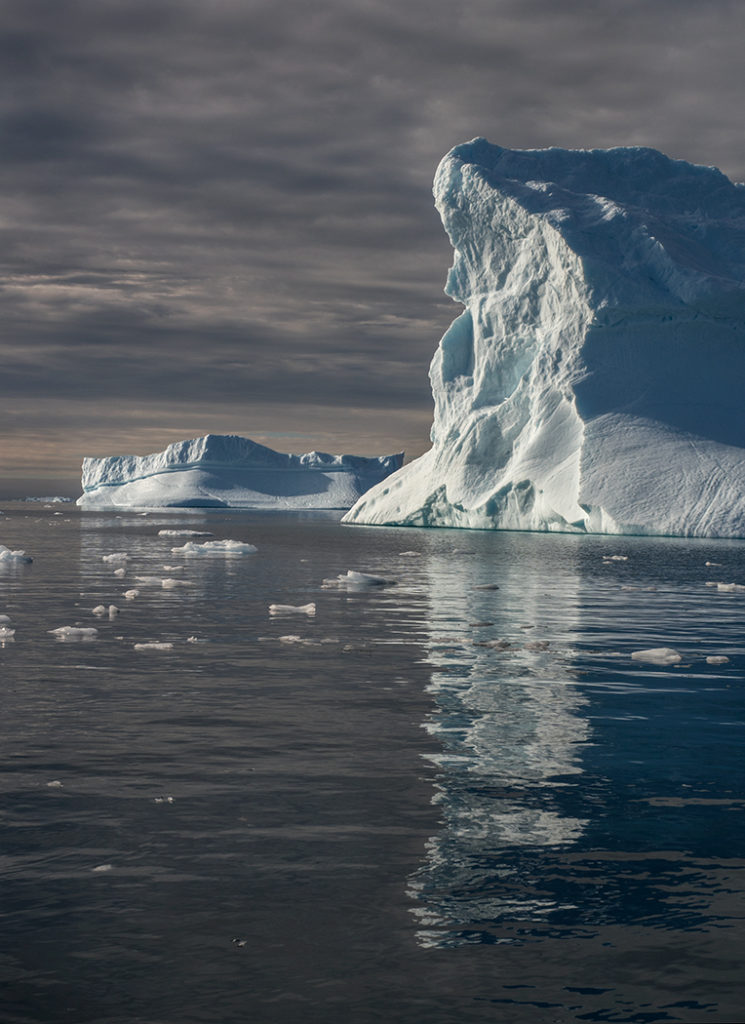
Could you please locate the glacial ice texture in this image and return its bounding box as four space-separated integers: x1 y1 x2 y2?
78 434 403 510
344 140 745 537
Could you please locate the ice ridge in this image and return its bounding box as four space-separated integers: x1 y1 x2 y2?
344 139 745 537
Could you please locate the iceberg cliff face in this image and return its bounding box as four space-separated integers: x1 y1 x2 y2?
344 139 745 537
78 434 403 509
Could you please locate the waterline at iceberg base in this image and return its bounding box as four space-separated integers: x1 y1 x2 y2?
344 139 745 538
77 434 403 510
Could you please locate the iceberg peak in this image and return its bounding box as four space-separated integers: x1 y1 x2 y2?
344 140 745 537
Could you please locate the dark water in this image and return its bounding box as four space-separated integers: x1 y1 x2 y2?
0 504 744 1023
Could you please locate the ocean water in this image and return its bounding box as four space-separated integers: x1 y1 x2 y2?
0 503 744 1024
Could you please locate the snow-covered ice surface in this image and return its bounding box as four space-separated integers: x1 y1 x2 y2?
345 140 745 538
78 434 403 510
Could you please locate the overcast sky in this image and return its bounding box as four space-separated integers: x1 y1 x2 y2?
2 0 745 494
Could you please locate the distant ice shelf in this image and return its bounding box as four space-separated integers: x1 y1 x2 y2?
77 434 403 510
344 139 745 538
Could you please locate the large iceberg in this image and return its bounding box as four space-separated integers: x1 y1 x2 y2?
78 434 403 510
344 139 745 537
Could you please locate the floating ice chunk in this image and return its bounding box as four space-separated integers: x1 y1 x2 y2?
92 605 107 616
186 635 205 643
158 529 213 537
49 626 98 641
134 641 174 651
322 570 396 589
603 555 629 562
0 545 32 563
113 567 126 577
102 552 129 564
154 795 174 803
399 550 422 557
631 647 682 665
123 589 140 600
269 602 316 616
136 575 165 585
162 565 183 571
706 655 730 665
716 582 745 592
0 626 16 642
161 578 195 589
170 539 257 556
108 605 119 617
92 863 113 873
46 780 63 788
278 634 305 644
0 613 11 623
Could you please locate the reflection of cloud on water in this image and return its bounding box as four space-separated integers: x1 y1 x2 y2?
409 539 591 947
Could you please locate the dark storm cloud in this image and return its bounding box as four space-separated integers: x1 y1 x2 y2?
2 0 745 478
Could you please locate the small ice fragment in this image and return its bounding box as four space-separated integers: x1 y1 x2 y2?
399 550 421 557
232 938 247 947
717 582 745 592
108 605 119 617
161 578 195 589
186 635 204 643
134 641 174 651
603 555 628 562
92 605 107 616
123 589 140 600
113 567 126 577
170 539 257 556
704 581 718 587
102 552 128 564
631 647 682 665
154 795 174 804
278 635 304 644
0 544 32 563
162 565 183 572
158 529 213 537
269 602 316 616
48 626 98 641
92 863 113 873
323 570 396 589
135 576 164 585
46 780 63 788
706 655 730 665
0 626 15 642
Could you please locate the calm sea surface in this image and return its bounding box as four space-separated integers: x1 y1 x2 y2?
0 503 744 1023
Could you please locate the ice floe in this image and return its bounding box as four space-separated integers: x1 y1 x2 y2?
134 641 174 651
158 529 213 537
631 647 682 665
706 655 730 665
0 545 32 563
0 626 16 643
123 589 140 600
322 570 396 589
269 602 316 616
48 626 98 641
170 539 257 556
102 552 129 564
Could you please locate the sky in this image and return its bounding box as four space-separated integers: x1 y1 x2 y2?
2 0 745 496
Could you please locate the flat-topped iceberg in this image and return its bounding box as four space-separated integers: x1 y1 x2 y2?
78 434 403 510
344 139 745 537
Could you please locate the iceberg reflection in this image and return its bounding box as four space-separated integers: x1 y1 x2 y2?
409 541 591 946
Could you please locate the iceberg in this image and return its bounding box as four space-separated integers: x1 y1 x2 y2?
77 434 403 510
344 139 745 537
